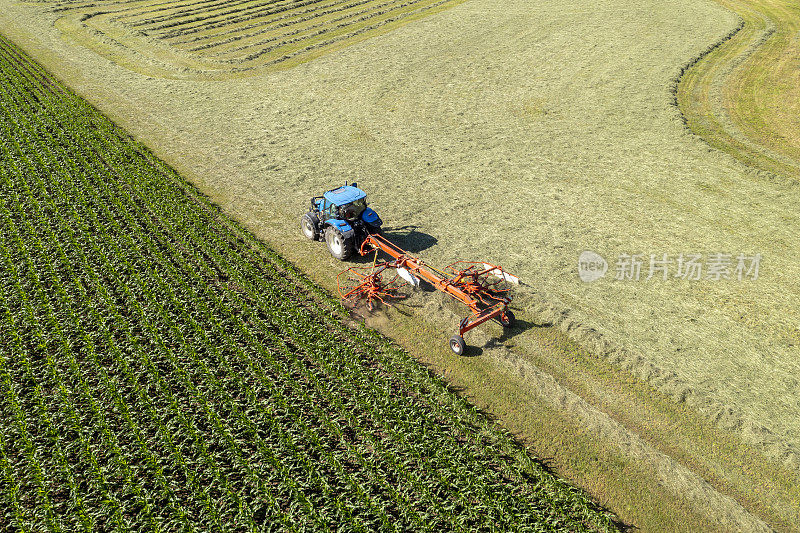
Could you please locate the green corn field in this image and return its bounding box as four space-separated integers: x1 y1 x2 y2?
0 34 617 532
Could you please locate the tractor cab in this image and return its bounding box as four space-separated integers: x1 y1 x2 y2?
320 185 367 221
301 183 382 260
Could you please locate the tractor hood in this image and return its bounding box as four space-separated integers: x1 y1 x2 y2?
323 185 366 206
361 208 381 226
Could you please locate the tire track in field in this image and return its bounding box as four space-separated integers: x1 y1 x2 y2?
492 349 772 533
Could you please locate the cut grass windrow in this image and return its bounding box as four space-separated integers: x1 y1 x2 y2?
43 0 467 76
677 0 800 181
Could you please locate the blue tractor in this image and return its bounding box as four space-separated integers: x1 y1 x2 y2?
301 183 383 260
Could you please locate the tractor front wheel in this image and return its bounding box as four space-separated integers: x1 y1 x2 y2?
301 212 319 240
449 335 466 356
325 226 354 261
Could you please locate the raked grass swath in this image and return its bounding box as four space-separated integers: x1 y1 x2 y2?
44 0 467 78
0 34 618 531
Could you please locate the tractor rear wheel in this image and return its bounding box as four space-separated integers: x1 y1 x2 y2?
301 212 319 240
449 335 466 355
325 226 353 261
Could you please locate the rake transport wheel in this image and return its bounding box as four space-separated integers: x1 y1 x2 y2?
325 226 353 260
301 212 319 240
449 335 466 356
499 310 515 327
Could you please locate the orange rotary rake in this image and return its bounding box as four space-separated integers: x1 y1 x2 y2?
337 233 519 355
337 259 406 311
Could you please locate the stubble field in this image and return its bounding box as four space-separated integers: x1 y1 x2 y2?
2 0 800 529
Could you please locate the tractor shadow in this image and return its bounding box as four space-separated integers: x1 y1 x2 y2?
380 225 437 254
341 227 436 266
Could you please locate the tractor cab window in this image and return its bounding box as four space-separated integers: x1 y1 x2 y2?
320 199 335 220
341 199 367 221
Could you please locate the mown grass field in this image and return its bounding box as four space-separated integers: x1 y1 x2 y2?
3 0 800 529
0 35 619 531
45 0 466 78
